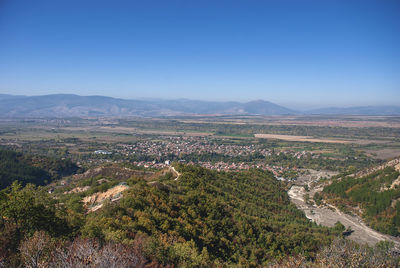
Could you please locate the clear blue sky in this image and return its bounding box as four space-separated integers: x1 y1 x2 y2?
0 0 399 108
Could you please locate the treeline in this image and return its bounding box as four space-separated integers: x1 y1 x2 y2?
323 167 400 235
0 148 78 190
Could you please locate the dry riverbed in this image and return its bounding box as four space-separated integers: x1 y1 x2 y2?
288 171 400 247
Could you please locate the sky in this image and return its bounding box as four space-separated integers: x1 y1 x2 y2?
0 0 399 109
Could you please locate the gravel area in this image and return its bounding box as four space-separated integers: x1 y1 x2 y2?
288 170 400 247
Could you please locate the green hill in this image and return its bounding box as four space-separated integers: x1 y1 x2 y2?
323 162 400 236
82 164 340 266
0 149 78 190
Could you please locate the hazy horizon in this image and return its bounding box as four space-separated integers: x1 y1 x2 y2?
2 92 400 111
1 1 399 107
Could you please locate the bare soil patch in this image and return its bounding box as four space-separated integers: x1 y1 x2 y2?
83 184 129 212
254 134 350 144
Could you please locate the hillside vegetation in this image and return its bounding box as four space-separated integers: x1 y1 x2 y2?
1 162 344 266
1 159 400 266
323 162 400 236
81 164 340 266
0 149 78 190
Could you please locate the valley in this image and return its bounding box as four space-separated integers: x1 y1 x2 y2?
1 115 400 266
2 1 399 265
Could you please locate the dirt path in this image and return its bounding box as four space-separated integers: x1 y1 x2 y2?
147 166 181 184
170 166 181 181
288 179 400 247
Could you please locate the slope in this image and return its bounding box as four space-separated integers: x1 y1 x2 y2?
0 148 78 190
82 164 341 266
322 158 400 236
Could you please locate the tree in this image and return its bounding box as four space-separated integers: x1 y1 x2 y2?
333 221 345 233
19 231 54 268
0 182 69 237
51 238 143 267
0 182 71 264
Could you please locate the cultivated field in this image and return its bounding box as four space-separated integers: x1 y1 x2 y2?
254 133 350 144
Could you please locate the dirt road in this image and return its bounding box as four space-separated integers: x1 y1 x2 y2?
288 173 400 247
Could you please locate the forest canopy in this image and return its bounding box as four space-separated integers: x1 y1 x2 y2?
81 164 340 266
0 148 78 190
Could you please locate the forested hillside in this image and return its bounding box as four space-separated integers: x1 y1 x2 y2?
1 163 343 266
0 149 78 190
81 165 340 266
1 161 399 266
323 165 400 236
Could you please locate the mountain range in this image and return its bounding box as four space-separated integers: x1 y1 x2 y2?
0 94 399 117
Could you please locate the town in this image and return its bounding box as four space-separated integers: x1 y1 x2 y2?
94 135 316 178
